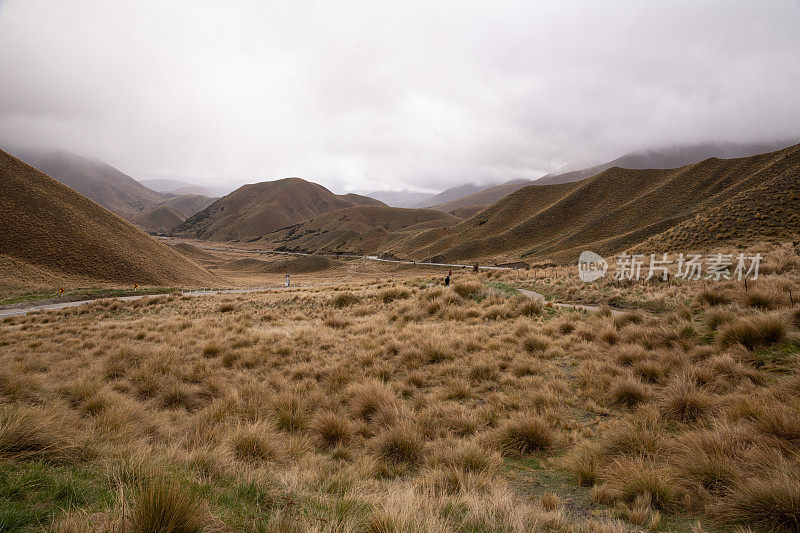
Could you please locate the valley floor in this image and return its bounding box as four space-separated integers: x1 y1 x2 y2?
1 250 799 532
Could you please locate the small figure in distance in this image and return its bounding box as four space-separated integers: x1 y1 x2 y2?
444 275 451 287
449 268 452 277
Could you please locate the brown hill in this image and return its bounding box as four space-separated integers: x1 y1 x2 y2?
432 180 531 212
265 205 461 255
391 143 800 263
0 149 215 287
170 242 217 262
419 183 486 207
535 140 795 186
132 206 184 234
13 149 163 217
174 178 386 241
157 194 216 219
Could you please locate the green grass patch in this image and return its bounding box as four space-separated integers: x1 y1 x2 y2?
487 281 521 297
0 461 115 531
749 342 800 372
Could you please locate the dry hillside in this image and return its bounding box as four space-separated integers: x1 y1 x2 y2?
391 143 800 263
157 194 216 219
0 149 215 287
174 178 386 241
138 178 216 197
12 149 163 216
535 140 794 186
432 180 531 212
265 205 461 255
132 206 185 235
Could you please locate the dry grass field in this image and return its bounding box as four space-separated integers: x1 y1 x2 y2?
1 246 799 532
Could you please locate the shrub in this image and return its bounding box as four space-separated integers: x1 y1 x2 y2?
496 414 554 455
217 302 236 313
719 314 786 350
130 477 204 533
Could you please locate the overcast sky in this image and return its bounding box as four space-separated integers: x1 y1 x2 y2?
1 0 799 193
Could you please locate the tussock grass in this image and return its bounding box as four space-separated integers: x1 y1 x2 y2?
331 291 360 308
719 313 786 350
596 456 675 511
311 411 353 449
609 376 651 409
495 414 555 455
130 477 205 533
0 405 85 463
697 288 731 306
2 265 800 530
373 422 424 466
713 459 800 532
659 374 714 423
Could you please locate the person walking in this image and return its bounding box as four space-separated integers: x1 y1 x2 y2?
444 275 450 286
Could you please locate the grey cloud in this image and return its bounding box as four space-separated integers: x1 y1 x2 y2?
1 0 799 193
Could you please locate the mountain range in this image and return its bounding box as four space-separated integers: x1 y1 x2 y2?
10 149 216 235
0 149 215 289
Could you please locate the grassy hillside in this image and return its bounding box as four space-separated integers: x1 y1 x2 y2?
393 143 800 263
535 140 795 186
266 205 461 255
13 149 163 217
432 180 531 212
157 194 216 219
0 149 215 287
132 206 184 234
174 178 386 241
